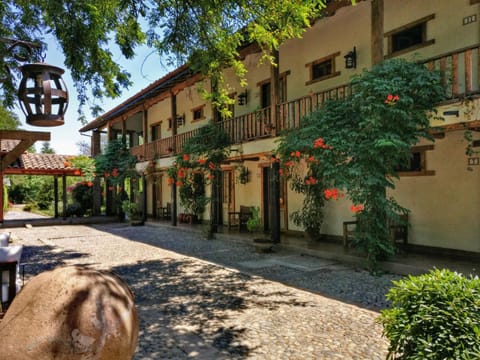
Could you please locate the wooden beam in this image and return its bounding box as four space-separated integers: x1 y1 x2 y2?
371 0 384 65
0 130 50 141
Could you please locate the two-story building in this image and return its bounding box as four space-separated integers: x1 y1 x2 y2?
80 0 480 257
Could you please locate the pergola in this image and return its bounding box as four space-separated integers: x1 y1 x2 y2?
0 130 83 222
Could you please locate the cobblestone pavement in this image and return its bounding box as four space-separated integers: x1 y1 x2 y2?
6 223 399 359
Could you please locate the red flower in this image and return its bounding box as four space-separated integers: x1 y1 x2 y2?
112 168 119 177
198 158 206 165
108 186 114 191
208 162 216 170
104 172 110 178
350 204 364 213
295 151 301 158
314 137 333 149
183 154 190 161
73 169 81 176
324 188 344 200
63 161 71 167
177 170 185 178
305 176 316 185
167 177 174 185
207 174 215 180
87 181 93 187
385 94 400 105
176 180 183 187
284 161 294 167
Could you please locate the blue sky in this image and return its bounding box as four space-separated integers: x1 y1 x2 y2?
13 36 173 155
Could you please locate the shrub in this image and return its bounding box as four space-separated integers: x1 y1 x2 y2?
65 203 85 217
379 269 480 359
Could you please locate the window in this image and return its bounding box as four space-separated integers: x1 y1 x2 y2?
151 123 161 141
261 82 271 108
395 145 435 176
306 52 340 85
168 115 185 129
385 15 435 57
191 105 205 122
257 71 289 109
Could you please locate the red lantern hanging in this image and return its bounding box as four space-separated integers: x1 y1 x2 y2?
18 62 69 127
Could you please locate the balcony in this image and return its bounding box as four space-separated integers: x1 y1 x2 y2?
130 44 480 162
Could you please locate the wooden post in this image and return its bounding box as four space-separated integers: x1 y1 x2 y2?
54 176 59 218
0 171 3 223
270 161 281 243
62 175 67 219
270 49 280 136
91 130 102 216
371 0 384 65
170 90 178 227
142 175 147 222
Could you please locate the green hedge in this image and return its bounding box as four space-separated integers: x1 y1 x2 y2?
379 269 480 359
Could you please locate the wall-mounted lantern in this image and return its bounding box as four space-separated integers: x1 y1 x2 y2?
237 90 248 105
344 46 357 69
0 37 69 127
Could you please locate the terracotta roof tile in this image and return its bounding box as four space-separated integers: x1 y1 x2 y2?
0 140 20 153
9 153 75 171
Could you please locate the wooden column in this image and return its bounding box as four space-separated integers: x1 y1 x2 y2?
170 90 178 226
54 176 59 218
270 161 281 243
0 171 3 223
142 176 147 222
371 0 384 65
91 130 102 216
270 49 280 136
62 175 67 219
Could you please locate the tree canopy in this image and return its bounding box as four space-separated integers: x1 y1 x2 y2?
0 0 338 117
0 103 21 129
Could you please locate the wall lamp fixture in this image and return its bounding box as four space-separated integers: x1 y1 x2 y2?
344 46 357 69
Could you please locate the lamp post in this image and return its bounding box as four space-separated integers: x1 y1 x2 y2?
0 37 69 126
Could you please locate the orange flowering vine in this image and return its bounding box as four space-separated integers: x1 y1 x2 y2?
313 137 333 150
350 204 365 213
324 188 343 200
305 176 317 185
384 94 399 105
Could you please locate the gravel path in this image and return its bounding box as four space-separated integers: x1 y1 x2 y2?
6 223 399 359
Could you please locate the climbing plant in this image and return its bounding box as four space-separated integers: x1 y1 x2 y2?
277 58 446 268
94 138 138 214
167 121 231 228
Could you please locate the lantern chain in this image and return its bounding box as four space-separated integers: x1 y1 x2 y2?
0 37 41 83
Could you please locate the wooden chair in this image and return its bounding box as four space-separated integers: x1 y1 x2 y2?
228 206 253 232
343 214 409 248
160 202 172 220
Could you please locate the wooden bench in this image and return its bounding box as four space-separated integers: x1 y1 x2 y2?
343 214 408 248
228 205 253 232
158 202 171 220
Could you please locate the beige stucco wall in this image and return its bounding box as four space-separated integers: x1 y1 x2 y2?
390 130 480 252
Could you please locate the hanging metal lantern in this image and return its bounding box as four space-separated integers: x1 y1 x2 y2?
18 63 69 127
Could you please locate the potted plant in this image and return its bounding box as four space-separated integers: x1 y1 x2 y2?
246 206 274 252
121 200 144 226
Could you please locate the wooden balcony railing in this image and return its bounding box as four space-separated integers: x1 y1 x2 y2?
423 44 480 100
130 44 480 162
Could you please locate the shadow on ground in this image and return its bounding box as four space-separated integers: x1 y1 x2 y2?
20 244 89 280
96 224 399 312
111 258 313 359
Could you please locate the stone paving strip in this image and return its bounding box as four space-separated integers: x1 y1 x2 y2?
6 223 398 359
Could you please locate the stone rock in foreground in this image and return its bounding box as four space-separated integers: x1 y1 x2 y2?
0 266 138 360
